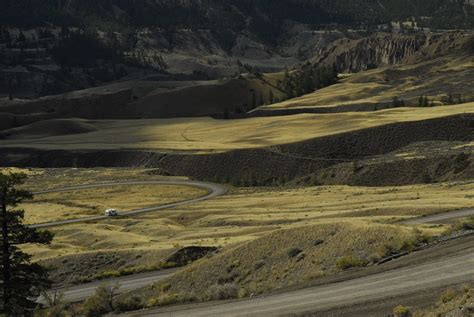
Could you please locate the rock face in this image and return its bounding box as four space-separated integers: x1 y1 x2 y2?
313 32 473 73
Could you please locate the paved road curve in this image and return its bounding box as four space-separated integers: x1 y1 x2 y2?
402 207 474 225
37 180 226 303
135 250 474 316
30 180 227 229
35 182 472 309
42 270 177 304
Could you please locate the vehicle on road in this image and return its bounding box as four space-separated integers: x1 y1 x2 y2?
105 208 118 217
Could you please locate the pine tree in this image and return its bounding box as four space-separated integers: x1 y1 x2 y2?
0 173 53 315
423 96 430 107
418 95 424 107
17 31 26 42
268 89 274 104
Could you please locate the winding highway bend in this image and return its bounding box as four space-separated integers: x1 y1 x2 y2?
47 203 474 306
401 207 474 225
32 180 473 314
135 250 474 316
30 180 227 229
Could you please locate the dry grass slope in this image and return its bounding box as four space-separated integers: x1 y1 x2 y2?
21 184 206 224
146 222 429 300
1 102 473 153
17 168 474 286
259 54 474 111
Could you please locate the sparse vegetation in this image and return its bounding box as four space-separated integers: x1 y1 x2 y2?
0 1 473 316
393 305 412 317
287 248 303 258
413 286 474 316
204 283 239 301
22 183 206 224
132 222 436 309
440 288 457 303
335 254 367 270
82 283 119 316
16 168 473 289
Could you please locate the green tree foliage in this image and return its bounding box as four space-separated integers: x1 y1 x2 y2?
51 30 121 67
268 90 275 104
392 96 405 107
0 173 53 315
82 283 119 317
280 63 338 99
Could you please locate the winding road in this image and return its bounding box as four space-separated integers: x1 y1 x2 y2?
36 179 227 304
401 208 474 225
30 180 227 229
134 247 474 316
43 191 473 310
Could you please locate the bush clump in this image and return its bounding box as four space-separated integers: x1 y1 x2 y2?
440 288 456 303
287 248 303 258
393 305 412 317
115 295 145 313
205 283 239 300
335 255 367 270
82 284 119 316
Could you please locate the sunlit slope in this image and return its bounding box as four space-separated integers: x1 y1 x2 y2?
1 102 473 153
258 54 474 111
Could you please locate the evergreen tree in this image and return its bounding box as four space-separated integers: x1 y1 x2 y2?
423 96 430 107
251 92 257 109
17 31 26 42
0 173 53 315
418 95 424 107
268 89 274 104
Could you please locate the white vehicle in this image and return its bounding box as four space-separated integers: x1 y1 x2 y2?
104 209 119 217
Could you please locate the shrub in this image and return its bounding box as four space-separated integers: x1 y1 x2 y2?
287 248 303 258
314 239 324 246
205 283 239 300
462 284 471 293
253 260 266 270
115 295 144 312
335 255 367 270
393 305 412 317
440 288 456 303
81 283 119 317
147 291 195 308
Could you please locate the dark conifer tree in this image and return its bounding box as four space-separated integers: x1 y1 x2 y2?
0 173 53 315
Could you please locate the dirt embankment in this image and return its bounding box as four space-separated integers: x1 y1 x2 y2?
1 114 473 186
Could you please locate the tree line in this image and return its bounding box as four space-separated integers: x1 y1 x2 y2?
279 63 338 99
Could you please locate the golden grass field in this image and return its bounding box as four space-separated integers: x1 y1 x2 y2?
413 287 473 317
1 102 473 153
259 55 474 110
16 168 473 265
152 221 429 299
2 167 468 298
21 184 207 224
2 167 206 224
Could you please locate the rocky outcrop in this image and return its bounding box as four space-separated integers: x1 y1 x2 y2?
313 32 473 73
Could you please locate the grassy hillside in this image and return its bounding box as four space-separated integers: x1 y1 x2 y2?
18 168 474 286
21 184 206 224
258 53 474 112
146 222 426 300
0 74 283 124
2 102 473 153
128 75 285 118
